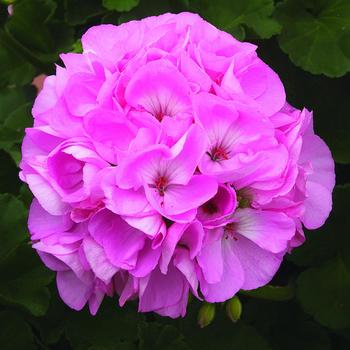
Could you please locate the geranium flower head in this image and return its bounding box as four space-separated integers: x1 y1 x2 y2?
20 12 335 318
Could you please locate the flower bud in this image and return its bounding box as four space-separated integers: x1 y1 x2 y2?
198 302 215 328
226 296 242 322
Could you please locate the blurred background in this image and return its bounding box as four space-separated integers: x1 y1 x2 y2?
0 0 349 349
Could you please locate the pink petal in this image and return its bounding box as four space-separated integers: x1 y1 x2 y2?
180 53 212 92
154 291 188 318
193 92 239 136
123 214 165 237
180 221 205 260
300 133 335 192
116 145 172 189
84 108 137 162
26 174 69 215
32 76 58 119
163 209 198 223
139 264 186 313
105 187 150 216
130 239 161 278
82 23 144 69
57 270 90 311
199 238 244 302
146 175 218 216
37 251 69 271
299 132 335 229
302 181 333 229
125 59 191 119
119 275 139 306
238 59 286 116
89 288 105 316
197 234 223 284
82 25 122 58
88 210 145 270
231 235 283 290
160 223 187 273
64 73 102 116
197 184 237 225
234 208 295 253
28 199 73 240
83 236 119 283
174 249 199 297
169 124 208 184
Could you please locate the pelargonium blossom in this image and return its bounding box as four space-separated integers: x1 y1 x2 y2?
20 12 335 318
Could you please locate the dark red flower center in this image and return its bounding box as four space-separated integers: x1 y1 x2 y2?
207 145 230 161
201 200 218 214
224 223 238 241
155 111 164 121
150 176 169 196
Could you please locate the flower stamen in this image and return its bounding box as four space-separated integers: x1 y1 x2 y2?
224 223 238 240
207 145 230 161
149 176 169 196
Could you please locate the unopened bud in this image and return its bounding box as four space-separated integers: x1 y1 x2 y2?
226 296 242 322
198 302 215 328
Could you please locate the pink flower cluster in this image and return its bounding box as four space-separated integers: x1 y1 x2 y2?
20 12 335 317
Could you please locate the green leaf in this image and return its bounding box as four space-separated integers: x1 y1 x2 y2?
0 4 7 27
103 0 140 12
0 31 36 87
102 11 121 24
275 0 350 77
244 299 331 350
188 322 272 350
4 103 32 132
18 184 33 208
0 151 22 194
312 78 350 163
6 0 57 53
0 193 27 261
65 300 141 350
191 0 281 40
4 0 74 66
0 243 54 316
297 255 350 330
138 322 191 350
29 288 68 344
0 85 34 124
0 86 35 164
71 39 83 53
117 0 187 23
65 0 105 25
0 311 36 350
0 102 33 161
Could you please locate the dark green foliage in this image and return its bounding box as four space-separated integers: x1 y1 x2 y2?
0 193 27 261
190 0 280 40
65 301 141 349
0 0 349 349
103 0 140 12
0 311 36 350
275 0 350 77
138 321 191 350
297 256 350 330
